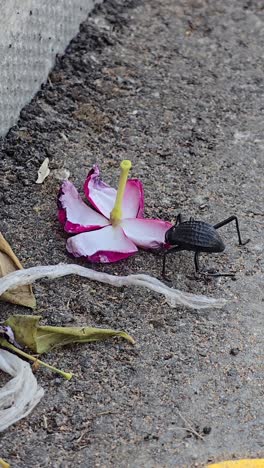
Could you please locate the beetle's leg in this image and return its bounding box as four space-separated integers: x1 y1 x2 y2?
213 216 250 246
200 267 236 277
194 251 200 272
193 251 235 278
162 246 183 279
175 213 183 225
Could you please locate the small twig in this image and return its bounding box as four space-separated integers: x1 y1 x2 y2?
76 428 92 444
43 415 48 430
96 410 118 417
176 408 204 440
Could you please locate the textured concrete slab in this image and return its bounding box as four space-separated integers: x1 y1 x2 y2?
0 0 101 136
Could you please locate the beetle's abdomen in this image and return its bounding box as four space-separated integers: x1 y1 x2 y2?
167 220 225 253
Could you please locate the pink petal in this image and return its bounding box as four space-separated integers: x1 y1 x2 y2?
84 165 144 219
122 179 144 219
121 218 173 249
83 165 116 219
58 180 109 234
66 225 138 263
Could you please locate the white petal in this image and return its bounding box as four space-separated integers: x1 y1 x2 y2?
84 165 116 219
121 218 172 249
59 180 109 233
67 225 138 263
122 179 144 219
84 165 144 219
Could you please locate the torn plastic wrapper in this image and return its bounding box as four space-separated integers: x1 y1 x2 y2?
0 350 44 432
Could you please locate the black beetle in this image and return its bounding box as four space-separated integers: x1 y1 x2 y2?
162 214 249 278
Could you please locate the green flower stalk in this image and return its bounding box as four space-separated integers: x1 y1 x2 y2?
0 338 73 380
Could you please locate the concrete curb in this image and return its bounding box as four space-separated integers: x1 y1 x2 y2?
0 0 102 136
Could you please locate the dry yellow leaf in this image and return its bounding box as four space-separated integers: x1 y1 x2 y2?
208 459 264 468
0 233 36 308
0 458 10 468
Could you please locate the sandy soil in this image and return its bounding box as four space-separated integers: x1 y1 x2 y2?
0 0 263 466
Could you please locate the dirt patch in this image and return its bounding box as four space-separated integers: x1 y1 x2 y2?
0 0 263 466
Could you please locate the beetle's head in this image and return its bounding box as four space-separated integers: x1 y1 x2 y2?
165 226 175 244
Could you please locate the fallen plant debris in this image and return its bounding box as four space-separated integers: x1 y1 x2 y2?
0 263 226 309
207 460 264 467
0 349 44 433
5 314 135 353
58 160 172 262
0 458 10 468
0 338 73 380
0 315 134 381
35 157 50 184
52 167 70 181
0 233 36 308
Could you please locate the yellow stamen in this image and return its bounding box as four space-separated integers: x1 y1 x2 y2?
110 160 132 226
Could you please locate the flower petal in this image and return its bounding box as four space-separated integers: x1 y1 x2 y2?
58 180 109 233
66 225 138 263
121 218 173 249
83 165 116 219
122 179 144 219
84 165 144 219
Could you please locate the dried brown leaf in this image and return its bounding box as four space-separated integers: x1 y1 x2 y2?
0 233 36 308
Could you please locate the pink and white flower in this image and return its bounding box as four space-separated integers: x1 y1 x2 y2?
58 162 172 263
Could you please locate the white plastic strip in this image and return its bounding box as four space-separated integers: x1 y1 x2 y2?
0 264 226 309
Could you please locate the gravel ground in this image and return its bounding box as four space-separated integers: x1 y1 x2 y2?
0 0 263 466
